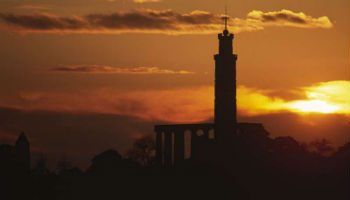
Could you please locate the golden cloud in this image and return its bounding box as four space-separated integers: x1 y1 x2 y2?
15 4 52 11
287 81 350 114
240 80 350 115
133 0 161 3
52 65 193 74
107 0 161 3
0 9 333 35
247 9 333 29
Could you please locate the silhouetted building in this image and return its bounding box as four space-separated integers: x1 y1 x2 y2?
16 132 31 170
0 132 31 171
214 19 237 151
155 19 268 167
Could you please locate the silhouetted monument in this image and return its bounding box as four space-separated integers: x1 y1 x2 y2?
0 132 31 171
16 132 31 170
214 15 237 150
155 17 268 167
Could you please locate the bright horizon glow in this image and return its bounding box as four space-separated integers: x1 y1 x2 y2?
239 80 350 116
288 100 340 114
1 80 349 122
284 80 350 115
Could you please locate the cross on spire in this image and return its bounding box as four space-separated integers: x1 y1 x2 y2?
221 5 230 36
224 5 228 30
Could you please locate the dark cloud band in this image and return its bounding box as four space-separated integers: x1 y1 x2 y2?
0 9 332 34
51 65 193 74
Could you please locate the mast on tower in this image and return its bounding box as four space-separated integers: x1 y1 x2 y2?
221 6 230 36
224 5 228 30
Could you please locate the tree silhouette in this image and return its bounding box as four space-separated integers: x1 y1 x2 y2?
308 139 334 156
126 136 155 167
33 153 49 175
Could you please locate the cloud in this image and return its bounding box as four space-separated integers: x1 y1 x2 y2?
133 0 161 3
239 80 350 115
286 80 350 114
0 13 87 31
51 65 193 74
247 9 333 29
3 87 213 123
107 0 161 3
0 9 333 35
15 4 51 11
1 81 348 124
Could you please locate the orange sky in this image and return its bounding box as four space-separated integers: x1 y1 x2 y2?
0 0 349 167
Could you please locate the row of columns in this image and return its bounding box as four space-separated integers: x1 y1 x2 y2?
156 131 185 167
155 127 215 167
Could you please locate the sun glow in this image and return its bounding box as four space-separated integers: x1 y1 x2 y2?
288 100 340 114
238 80 350 116
285 81 350 114
3 81 349 122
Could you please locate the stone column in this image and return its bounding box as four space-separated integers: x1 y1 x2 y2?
164 132 173 168
204 128 210 139
174 131 185 165
155 131 163 166
190 129 197 161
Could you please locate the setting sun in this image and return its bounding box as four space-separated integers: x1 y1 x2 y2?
288 100 340 114
287 81 350 114
238 80 350 115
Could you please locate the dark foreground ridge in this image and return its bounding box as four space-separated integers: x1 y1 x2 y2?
1 132 350 200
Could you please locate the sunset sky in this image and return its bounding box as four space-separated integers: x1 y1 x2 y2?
0 0 349 167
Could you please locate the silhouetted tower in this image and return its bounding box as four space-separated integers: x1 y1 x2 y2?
214 15 237 144
15 132 31 170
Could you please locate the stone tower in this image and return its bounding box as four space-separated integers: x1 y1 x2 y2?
15 132 31 170
214 17 237 146
154 15 268 167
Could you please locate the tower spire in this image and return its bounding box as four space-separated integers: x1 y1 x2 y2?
224 5 228 30
215 5 237 143
222 5 230 36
